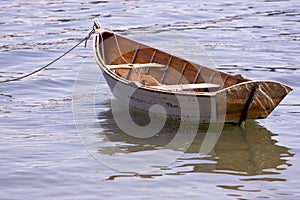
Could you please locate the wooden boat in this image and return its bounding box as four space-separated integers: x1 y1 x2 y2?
92 22 292 124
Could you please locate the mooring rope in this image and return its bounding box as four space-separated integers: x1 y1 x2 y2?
0 27 95 83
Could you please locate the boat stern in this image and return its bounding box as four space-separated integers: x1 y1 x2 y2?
216 80 292 123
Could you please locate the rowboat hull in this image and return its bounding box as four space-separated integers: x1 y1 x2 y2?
102 69 217 122
93 22 292 124
101 67 291 123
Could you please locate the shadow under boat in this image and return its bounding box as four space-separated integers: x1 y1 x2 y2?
94 104 294 179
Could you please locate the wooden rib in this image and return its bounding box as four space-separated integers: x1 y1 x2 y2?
131 45 140 63
160 56 173 83
208 71 216 83
146 49 157 74
176 61 188 84
125 68 131 80
221 74 228 89
150 49 157 63
192 67 202 84
141 75 160 86
125 45 139 79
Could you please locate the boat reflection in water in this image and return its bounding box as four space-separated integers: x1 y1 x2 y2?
94 103 293 181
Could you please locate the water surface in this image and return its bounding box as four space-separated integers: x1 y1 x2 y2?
0 0 300 199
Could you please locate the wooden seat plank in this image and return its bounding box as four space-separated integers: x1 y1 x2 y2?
149 83 220 91
107 63 166 69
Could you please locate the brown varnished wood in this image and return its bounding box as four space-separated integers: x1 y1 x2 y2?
94 28 292 122
102 33 246 87
216 81 292 122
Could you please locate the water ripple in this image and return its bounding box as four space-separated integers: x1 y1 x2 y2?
0 0 300 199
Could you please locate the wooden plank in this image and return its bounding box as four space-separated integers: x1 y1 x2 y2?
149 83 220 91
181 63 199 83
133 47 153 64
163 57 186 84
106 63 166 69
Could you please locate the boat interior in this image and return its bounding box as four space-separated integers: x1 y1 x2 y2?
96 31 249 92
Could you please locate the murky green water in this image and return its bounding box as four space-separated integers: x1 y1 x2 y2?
1 0 299 199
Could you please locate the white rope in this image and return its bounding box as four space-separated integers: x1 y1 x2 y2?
0 28 95 83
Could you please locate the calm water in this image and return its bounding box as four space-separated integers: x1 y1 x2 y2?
1 0 300 199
